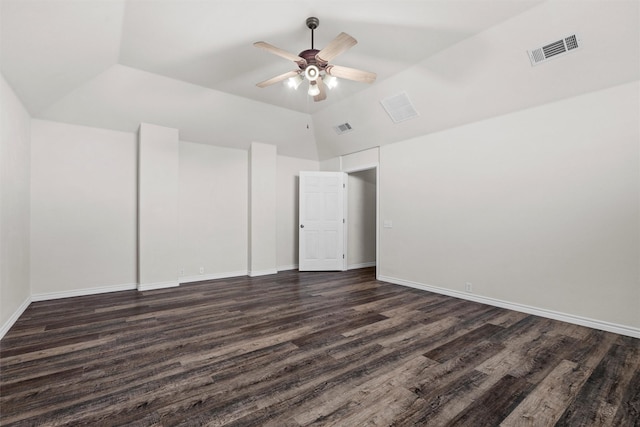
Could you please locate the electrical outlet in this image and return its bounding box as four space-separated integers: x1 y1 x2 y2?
199 267 204 274
465 282 473 293
179 268 184 276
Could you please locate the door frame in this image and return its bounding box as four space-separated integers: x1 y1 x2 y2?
342 163 379 275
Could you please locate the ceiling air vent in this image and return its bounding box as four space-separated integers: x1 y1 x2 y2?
380 92 419 123
528 34 581 66
333 122 353 135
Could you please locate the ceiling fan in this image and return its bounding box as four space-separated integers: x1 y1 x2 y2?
254 17 376 102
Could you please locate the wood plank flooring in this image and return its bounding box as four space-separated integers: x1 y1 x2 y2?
1 268 638 426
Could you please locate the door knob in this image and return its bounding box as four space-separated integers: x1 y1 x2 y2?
300 224 304 228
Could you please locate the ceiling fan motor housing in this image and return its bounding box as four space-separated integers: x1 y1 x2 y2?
298 49 326 69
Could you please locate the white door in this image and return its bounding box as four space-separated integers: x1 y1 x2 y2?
299 171 346 271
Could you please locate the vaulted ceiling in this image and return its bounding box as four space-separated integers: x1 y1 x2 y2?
1 1 638 160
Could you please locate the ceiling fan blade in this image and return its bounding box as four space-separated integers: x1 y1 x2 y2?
326 65 377 84
254 41 307 67
316 32 357 63
256 70 299 88
314 77 327 102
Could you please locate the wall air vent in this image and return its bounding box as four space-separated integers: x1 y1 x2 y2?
333 122 353 135
380 92 419 123
528 34 581 66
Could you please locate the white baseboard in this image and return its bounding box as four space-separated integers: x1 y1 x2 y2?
348 261 376 270
248 268 278 277
0 296 32 340
32 283 138 302
137 281 179 292
180 270 248 284
278 264 299 272
378 275 640 339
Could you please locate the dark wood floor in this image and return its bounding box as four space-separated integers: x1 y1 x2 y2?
1 268 638 426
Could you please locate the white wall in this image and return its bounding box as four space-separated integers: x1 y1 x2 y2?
342 148 379 173
27 120 316 300
379 82 640 334
0 74 31 336
248 142 277 276
319 157 341 172
138 123 179 290
179 141 248 281
320 148 380 173
30 120 137 297
347 169 376 269
277 155 319 270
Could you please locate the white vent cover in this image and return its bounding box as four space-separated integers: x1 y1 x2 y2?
333 122 353 135
380 92 419 123
528 34 581 66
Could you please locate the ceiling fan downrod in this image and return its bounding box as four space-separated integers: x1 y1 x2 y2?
306 17 319 50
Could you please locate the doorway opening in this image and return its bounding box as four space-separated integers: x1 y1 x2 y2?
345 168 377 271
298 166 378 274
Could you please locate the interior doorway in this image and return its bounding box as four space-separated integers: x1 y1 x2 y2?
345 168 377 270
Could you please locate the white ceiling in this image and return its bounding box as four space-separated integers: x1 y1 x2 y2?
1 1 638 160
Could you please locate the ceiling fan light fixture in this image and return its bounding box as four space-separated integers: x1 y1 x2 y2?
304 65 320 82
324 74 338 89
308 81 320 96
287 74 303 90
